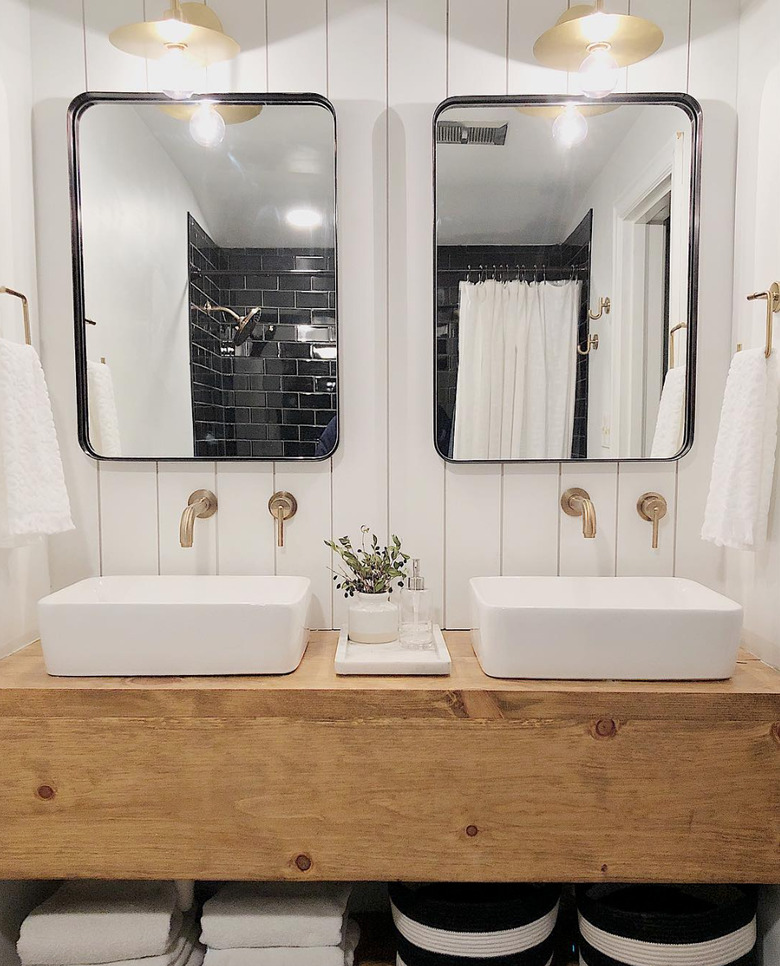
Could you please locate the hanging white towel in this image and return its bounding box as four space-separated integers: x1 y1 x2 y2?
17 880 183 966
0 338 73 546
87 359 122 457
201 883 352 950
651 365 686 458
202 921 360 966
702 348 780 550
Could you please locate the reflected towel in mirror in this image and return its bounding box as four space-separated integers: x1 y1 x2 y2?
87 359 122 457
650 365 686 458
702 348 780 550
0 338 73 546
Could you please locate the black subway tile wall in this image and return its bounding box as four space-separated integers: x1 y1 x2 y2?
436 216 592 459
188 215 337 459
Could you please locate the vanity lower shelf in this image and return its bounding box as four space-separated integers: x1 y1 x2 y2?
0 632 777 883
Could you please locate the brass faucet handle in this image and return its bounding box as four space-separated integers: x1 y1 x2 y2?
268 491 298 548
637 492 667 550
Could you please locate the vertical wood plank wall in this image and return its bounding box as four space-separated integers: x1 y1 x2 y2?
31 0 740 629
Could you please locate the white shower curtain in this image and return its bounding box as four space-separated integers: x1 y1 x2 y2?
452 279 581 460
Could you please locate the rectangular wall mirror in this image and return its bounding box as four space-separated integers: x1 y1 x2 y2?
69 92 338 461
434 94 700 463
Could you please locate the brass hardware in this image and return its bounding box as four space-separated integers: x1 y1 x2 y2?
268 491 298 548
588 296 610 321
745 282 780 358
0 286 31 346
533 3 664 72
637 492 668 550
561 487 597 539
669 322 687 369
577 333 599 356
179 488 217 548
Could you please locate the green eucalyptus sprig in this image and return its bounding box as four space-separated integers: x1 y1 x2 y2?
325 526 410 597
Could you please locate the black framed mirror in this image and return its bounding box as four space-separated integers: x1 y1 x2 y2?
434 93 701 463
69 92 338 461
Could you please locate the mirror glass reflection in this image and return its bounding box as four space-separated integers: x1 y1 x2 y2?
435 97 697 462
74 96 337 460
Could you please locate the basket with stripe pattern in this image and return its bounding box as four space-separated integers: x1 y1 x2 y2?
389 883 562 966
575 885 758 966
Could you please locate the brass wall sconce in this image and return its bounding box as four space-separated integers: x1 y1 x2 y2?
110 1 238 66
534 2 664 98
589 296 611 320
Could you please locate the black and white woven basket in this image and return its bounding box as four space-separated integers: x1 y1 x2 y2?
389 883 561 966
576 884 758 966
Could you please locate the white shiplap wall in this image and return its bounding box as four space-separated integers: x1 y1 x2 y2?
31 0 740 629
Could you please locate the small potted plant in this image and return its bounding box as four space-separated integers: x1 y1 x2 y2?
325 527 410 644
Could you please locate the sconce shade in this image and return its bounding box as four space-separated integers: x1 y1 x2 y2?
159 103 263 124
533 4 663 71
109 2 239 66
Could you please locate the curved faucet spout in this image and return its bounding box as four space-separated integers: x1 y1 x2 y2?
179 489 218 548
561 487 597 539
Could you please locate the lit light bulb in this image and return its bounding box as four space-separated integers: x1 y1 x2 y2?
155 15 192 46
189 101 226 147
161 44 196 100
579 43 620 98
552 105 588 148
286 208 323 229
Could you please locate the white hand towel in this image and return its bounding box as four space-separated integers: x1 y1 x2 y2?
17 880 183 966
68 915 202 966
201 884 352 950
87 359 122 457
202 920 360 966
651 365 686 458
0 339 73 546
702 347 780 550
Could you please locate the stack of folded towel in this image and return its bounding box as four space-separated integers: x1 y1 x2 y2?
17 881 203 966
200 883 359 966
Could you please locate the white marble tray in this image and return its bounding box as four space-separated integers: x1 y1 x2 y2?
335 625 451 676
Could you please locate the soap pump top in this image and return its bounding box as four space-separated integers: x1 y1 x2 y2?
407 558 425 591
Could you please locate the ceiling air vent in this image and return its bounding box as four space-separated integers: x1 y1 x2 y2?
436 121 508 146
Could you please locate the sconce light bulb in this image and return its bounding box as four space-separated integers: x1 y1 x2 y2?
161 44 196 100
579 43 620 98
189 101 226 147
552 104 589 148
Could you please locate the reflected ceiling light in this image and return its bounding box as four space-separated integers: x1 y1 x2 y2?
534 1 663 99
286 208 323 229
109 1 240 99
160 103 263 125
189 101 226 147
552 104 588 147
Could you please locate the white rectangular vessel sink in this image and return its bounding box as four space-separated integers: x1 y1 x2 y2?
470 576 743 680
38 575 311 677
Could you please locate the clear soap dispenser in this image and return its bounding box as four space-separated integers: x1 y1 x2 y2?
400 558 433 649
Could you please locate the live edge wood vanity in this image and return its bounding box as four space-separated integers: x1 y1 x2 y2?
0 632 777 885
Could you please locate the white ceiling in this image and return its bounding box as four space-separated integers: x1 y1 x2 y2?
137 102 336 248
436 104 675 245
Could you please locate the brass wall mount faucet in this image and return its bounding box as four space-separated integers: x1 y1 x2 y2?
268 491 298 548
637 492 668 549
561 487 597 539
179 489 217 548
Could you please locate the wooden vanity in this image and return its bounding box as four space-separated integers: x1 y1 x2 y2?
0 632 777 884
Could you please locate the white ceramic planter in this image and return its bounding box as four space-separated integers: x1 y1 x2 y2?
348 592 399 644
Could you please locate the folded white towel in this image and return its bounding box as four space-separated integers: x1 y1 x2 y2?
201 884 352 950
702 347 780 549
0 339 73 546
651 365 686 458
87 359 122 457
68 915 202 966
202 920 360 966
17 881 183 966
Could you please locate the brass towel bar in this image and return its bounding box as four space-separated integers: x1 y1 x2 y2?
741 281 780 358
0 286 31 346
